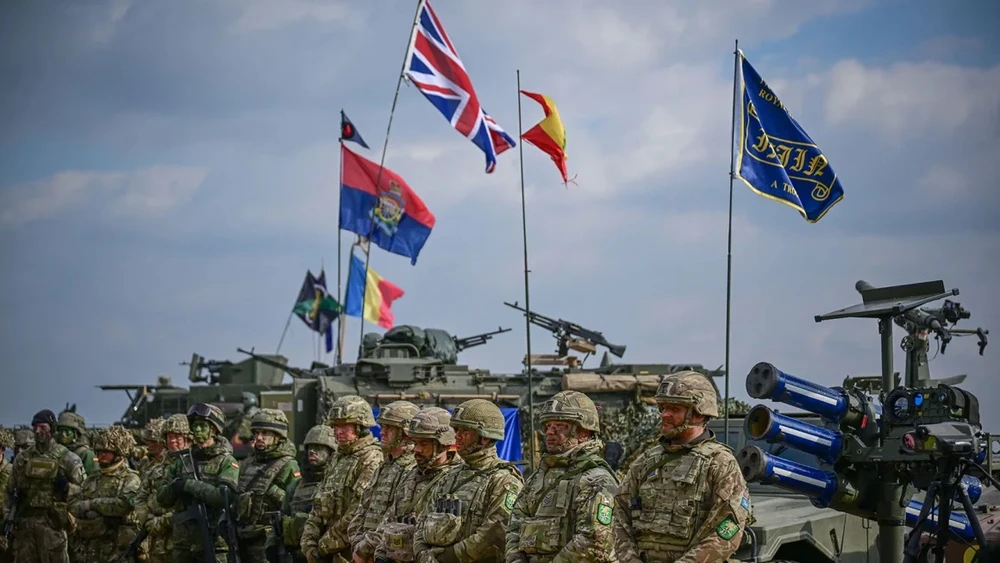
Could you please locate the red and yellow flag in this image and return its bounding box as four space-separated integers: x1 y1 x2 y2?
520 90 570 185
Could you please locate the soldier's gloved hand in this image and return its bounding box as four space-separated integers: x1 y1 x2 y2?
0 536 9 552
73 499 92 516
504 551 528 563
306 551 323 563
169 478 188 496
436 546 458 563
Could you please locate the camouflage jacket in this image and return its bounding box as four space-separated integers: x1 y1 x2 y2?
68 461 141 558
612 431 751 563
264 463 326 555
300 434 383 557
156 438 241 554
6 440 85 522
413 447 524 563
374 453 464 563
132 455 174 556
505 439 619 563
0 458 10 514
347 450 416 560
69 442 100 478
235 440 299 539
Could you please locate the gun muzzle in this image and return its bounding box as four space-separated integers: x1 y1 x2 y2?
905 499 976 542
745 405 844 464
737 445 840 506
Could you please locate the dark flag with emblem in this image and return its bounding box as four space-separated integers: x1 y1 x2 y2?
292 270 340 352
735 51 844 223
340 110 369 149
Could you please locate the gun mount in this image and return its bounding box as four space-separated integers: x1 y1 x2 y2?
504 301 626 367
736 279 998 563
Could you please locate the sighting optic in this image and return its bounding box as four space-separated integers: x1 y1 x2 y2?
735 280 997 563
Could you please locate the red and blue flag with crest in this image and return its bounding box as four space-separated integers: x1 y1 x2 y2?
404 0 515 174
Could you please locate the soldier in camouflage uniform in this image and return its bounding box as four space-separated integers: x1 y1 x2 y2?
301 396 383 563
68 425 141 561
504 391 619 563
136 418 166 476
613 372 752 563
374 408 463 563
0 428 12 513
348 401 420 563
413 400 524 563
134 415 190 563
265 424 337 562
235 409 300 563
54 413 98 479
157 403 241 563
11 431 33 461
2 409 85 563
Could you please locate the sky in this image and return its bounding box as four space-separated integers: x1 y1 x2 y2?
1 0 998 435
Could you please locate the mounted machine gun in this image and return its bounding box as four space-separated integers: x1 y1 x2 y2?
504 301 625 367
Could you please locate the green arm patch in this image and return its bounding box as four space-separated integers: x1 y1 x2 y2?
596 503 613 526
716 516 739 540
503 490 517 511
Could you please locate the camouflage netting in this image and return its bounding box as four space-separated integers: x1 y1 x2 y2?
92 424 137 458
0 426 13 449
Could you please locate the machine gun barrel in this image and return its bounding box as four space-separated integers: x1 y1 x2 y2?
503 301 626 358
236 347 308 378
454 326 512 352
745 405 844 464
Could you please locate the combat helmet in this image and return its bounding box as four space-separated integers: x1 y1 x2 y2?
242 391 258 410
187 403 226 434
450 399 505 441
538 390 600 433
56 411 86 435
303 425 337 450
163 413 193 439
376 400 421 431
654 371 719 418
14 428 34 450
142 418 166 444
0 427 13 450
327 395 376 428
92 425 137 458
250 408 289 439
408 407 456 446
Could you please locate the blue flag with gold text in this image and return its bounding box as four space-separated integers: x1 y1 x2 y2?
736 52 844 223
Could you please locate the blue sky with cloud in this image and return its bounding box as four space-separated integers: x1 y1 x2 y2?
1 0 998 430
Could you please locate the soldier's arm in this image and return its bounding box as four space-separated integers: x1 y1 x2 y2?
452 471 522 562
551 471 617 563
155 461 180 506
612 462 644 563
91 471 141 517
347 464 382 551
503 473 535 563
673 452 751 563
81 449 100 477
60 450 86 486
299 493 329 555
269 459 300 510
331 450 383 548
182 455 240 510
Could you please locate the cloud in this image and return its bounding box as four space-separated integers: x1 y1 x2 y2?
0 166 207 227
228 0 363 33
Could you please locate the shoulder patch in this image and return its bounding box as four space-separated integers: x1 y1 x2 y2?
230 462 239 469
503 490 517 511
293 471 301 478
741 489 751 511
716 516 740 540
596 502 613 526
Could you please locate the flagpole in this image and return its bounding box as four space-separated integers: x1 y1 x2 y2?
336 136 345 365
724 38 740 447
516 69 537 473
275 310 294 355
356 0 425 359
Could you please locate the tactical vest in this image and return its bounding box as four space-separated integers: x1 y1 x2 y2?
515 454 615 557
381 459 460 562
626 442 721 558
172 447 236 554
74 464 140 551
236 453 294 529
359 454 415 533
19 443 72 512
288 476 321 516
421 457 521 553
318 438 382 519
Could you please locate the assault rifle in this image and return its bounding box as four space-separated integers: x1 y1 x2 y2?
118 528 148 562
2 487 20 551
264 511 287 560
454 326 511 351
504 302 626 359
220 487 241 563
171 448 219 563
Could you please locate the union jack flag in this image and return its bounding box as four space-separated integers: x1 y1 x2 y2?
404 0 515 174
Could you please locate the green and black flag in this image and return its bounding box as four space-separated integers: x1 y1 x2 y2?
293 270 340 352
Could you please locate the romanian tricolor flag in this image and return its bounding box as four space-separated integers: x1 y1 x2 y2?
344 251 405 329
520 90 570 185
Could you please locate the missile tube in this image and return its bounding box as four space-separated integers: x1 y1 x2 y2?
745 405 845 464
746 362 849 422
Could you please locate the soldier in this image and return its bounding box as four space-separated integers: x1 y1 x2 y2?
54 412 99 478
157 403 241 563
504 391 620 563
265 424 337 562
133 414 190 563
0 427 12 512
348 401 420 563
374 407 463 563
301 396 383 563
613 372 752 562
11 431 33 461
233 392 262 446
235 408 300 562
413 400 524 563
68 425 141 561
136 418 166 476
2 409 85 562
